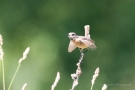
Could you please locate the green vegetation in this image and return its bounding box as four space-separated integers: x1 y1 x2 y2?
0 0 135 90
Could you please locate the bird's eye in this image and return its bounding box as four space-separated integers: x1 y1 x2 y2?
72 34 75 36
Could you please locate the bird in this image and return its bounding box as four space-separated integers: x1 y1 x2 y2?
67 25 96 54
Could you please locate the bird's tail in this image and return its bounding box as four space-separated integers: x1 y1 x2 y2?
89 44 97 51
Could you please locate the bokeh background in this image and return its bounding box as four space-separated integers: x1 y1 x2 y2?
0 0 135 90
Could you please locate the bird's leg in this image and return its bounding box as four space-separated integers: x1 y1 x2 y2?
78 48 84 64
79 48 84 56
83 48 89 53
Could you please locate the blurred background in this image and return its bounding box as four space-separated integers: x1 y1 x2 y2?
0 0 135 90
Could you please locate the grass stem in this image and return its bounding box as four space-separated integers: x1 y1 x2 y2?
1 59 6 90
8 64 21 90
90 84 93 90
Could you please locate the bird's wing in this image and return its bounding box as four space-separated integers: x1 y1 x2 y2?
81 39 97 50
84 25 90 39
68 41 76 52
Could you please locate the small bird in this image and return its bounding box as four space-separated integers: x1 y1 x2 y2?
68 25 96 53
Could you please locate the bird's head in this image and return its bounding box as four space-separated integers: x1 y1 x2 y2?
68 32 77 40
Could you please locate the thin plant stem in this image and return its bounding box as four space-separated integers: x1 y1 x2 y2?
1 60 6 90
90 67 100 90
8 64 21 90
70 52 84 90
90 85 93 90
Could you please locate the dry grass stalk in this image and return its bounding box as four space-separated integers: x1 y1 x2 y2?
0 34 30 90
90 67 100 90
0 34 5 90
0 34 4 60
8 47 30 90
22 83 27 90
102 84 108 90
19 47 30 64
70 53 84 90
51 72 60 90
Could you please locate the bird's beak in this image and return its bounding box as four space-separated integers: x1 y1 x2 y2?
66 34 69 36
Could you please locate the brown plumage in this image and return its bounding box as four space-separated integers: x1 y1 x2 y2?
68 25 96 52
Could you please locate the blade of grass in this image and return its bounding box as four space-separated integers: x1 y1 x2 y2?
90 84 93 90
0 34 5 90
1 59 6 90
8 64 21 90
8 47 30 90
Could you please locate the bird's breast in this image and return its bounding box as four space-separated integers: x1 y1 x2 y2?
71 39 87 49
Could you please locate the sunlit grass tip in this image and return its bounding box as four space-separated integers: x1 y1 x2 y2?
102 84 108 90
0 34 4 60
19 47 30 64
22 83 27 90
8 47 30 90
90 67 100 90
51 72 60 90
0 34 3 45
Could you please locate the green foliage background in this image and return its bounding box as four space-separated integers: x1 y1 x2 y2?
0 0 135 90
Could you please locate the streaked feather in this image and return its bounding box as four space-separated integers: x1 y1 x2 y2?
68 41 76 52
80 39 97 50
84 25 90 39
